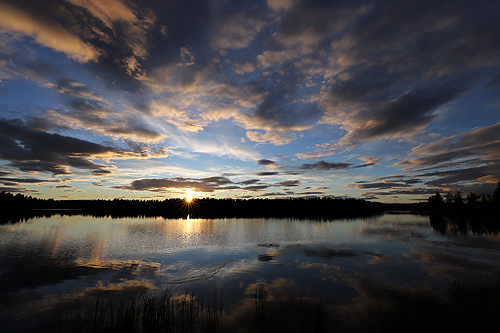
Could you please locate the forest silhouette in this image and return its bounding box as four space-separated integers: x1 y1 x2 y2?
1 182 499 224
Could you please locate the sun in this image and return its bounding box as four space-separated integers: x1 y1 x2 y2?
185 196 193 203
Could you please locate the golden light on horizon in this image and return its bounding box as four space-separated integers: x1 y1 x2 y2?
185 196 193 203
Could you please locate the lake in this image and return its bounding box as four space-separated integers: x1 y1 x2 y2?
1 213 499 332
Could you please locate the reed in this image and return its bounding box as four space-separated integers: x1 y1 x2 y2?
70 289 222 333
66 277 498 332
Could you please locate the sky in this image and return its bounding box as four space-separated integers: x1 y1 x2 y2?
0 0 499 202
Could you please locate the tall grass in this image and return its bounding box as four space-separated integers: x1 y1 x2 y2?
65 284 330 333
70 289 223 333
63 277 500 332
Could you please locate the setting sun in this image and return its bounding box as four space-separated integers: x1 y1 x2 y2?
185 196 193 203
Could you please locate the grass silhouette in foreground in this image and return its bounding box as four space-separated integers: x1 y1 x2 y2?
53 278 500 333
60 285 328 333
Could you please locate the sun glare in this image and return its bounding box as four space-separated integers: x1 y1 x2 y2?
185 196 193 203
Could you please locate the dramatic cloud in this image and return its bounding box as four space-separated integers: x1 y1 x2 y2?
115 176 236 193
0 2 100 62
397 122 500 170
0 118 118 175
0 0 498 201
0 118 166 176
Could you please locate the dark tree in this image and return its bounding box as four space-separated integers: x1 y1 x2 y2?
493 182 500 205
427 192 444 206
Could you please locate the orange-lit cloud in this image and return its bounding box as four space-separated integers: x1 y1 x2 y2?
0 2 100 62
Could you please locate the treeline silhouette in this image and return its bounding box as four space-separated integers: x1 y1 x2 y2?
427 182 500 210
0 191 385 224
1 182 498 225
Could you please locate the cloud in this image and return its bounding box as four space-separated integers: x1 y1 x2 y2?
115 176 236 193
49 79 111 106
41 108 169 144
353 156 382 168
0 2 100 62
274 180 301 187
0 118 120 175
210 3 268 50
348 180 420 190
91 169 114 175
300 161 351 171
49 185 73 189
257 159 281 168
1 0 500 201
0 52 66 83
243 185 269 192
255 172 279 176
291 0 500 156
388 122 500 192
0 176 63 185
177 46 195 67
0 117 165 176
418 165 500 191
239 179 262 185
267 0 298 13
65 0 156 77
397 122 500 169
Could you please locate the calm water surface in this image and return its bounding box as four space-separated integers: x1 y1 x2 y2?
1 213 499 331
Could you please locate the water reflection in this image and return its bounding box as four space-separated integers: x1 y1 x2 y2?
429 214 500 236
0 214 499 332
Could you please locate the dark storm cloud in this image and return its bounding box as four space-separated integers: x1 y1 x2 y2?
301 161 351 171
0 118 119 175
